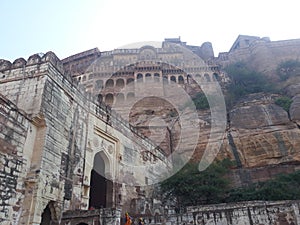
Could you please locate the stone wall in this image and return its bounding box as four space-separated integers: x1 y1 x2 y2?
142 200 300 225
61 208 121 225
0 94 30 224
217 35 300 76
0 52 170 224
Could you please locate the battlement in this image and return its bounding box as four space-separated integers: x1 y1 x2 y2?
0 51 74 83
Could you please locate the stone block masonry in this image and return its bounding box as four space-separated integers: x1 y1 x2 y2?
141 200 300 225
1 35 300 224
0 50 170 224
0 94 30 224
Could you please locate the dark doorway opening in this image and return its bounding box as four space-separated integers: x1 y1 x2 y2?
89 169 107 208
89 152 113 209
40 204 51 225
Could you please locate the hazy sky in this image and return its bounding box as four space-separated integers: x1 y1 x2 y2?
1 0 299 61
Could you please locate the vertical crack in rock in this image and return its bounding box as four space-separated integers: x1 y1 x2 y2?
227 131 242 168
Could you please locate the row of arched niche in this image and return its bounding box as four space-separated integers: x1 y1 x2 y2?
92 72 220 106
78 72 219 90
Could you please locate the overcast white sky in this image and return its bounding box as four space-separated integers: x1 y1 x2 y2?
1 0 300 61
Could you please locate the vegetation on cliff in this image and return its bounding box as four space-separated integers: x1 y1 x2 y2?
161 60 300 208
224 62 275 106
226 170 300 202
191 92 210 110
274 96 293 112
160 160 300 207
160 159 232 207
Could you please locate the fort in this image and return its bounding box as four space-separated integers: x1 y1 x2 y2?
0 35 300 224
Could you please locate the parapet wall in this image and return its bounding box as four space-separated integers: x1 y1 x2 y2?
142 200 300 225
217 36 300 74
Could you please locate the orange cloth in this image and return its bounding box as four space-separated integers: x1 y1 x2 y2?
125 213 132 225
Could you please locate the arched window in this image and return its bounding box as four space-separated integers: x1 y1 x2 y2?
105 79 114 88
137 73 143 82
116 79 125 88
145 73 151 82
127 92 135 100
127 78 134 85
213 73 219 81
170 76 176 83
178 76 184 84
97 94 103 103
105 93 114 105
204 73 211 82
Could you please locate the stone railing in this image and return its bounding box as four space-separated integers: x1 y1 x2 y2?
61 208 121 225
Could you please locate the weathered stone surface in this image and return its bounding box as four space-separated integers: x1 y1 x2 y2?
0 55 169 224
0 95 29 224
286 83 300 97
153 200 300 225
225 94 300 168
1 35 300 224
216 35 300 78
290 94 300 122
230 104 289 129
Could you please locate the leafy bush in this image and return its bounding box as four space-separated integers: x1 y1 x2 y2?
160 157 300 207
274 96 292 112
192 92 209 110
224 62 275 105
182 92 209 110
160 159 233 207
225 170 300 203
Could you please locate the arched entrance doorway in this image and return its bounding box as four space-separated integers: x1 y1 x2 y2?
40 204 51 225
89 152 113 209
40 202 59 225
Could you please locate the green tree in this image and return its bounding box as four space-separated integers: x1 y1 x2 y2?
274 96 293 112
225 170 300 202
224 62 274 105
192 92 209 110
160 159 232 208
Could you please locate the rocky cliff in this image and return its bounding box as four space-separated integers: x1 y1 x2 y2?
216 76 300 185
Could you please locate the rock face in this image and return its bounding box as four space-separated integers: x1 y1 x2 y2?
286 81 300 124
227 94 300 168
127 91 300 184
290 95 300 123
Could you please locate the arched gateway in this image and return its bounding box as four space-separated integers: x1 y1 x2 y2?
89 152 113 209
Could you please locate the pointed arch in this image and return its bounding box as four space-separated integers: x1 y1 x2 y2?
40 201 60 225
89 151 113 209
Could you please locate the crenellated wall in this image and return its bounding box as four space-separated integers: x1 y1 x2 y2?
0 52 170 224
